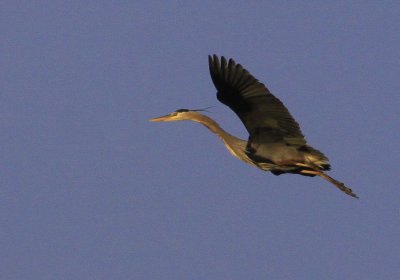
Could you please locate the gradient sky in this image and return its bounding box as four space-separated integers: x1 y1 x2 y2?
2 1 400 279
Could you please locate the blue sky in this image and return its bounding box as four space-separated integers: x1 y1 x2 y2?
1 1 399 279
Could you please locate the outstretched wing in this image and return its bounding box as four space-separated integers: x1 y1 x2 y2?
208 54 306 146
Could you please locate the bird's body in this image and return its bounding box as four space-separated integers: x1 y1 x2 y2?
150 55 358 198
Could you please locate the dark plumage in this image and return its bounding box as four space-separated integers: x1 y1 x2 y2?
209 55 330 173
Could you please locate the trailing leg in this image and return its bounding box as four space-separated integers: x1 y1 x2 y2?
299 168 358 198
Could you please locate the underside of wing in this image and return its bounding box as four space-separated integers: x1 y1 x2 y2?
208 55 306 146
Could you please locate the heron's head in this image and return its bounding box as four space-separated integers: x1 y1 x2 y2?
149 109 201 122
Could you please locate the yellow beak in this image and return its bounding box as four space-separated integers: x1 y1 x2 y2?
149 114 174 122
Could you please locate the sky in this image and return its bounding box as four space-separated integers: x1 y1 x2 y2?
1 1 400 279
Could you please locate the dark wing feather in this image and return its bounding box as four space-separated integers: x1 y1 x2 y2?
208 55 306 146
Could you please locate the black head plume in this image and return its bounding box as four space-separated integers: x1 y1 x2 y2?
175 106 214 113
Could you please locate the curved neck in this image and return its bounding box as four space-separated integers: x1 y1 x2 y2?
185 112 254 164
189 113 237 141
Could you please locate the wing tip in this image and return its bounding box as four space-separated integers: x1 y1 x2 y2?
208 54 236 66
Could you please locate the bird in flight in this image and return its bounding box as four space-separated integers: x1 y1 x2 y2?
150 55 358 198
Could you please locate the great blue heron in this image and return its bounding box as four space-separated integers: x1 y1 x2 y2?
150 55 358 198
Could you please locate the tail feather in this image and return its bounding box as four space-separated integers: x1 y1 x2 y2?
299 145 331 170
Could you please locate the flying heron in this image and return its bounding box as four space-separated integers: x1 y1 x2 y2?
150 55 358 198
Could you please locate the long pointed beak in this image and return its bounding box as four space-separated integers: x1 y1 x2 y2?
149 114 173 122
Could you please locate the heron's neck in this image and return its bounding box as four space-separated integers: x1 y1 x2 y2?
191 114 241 143
188 113 252 164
